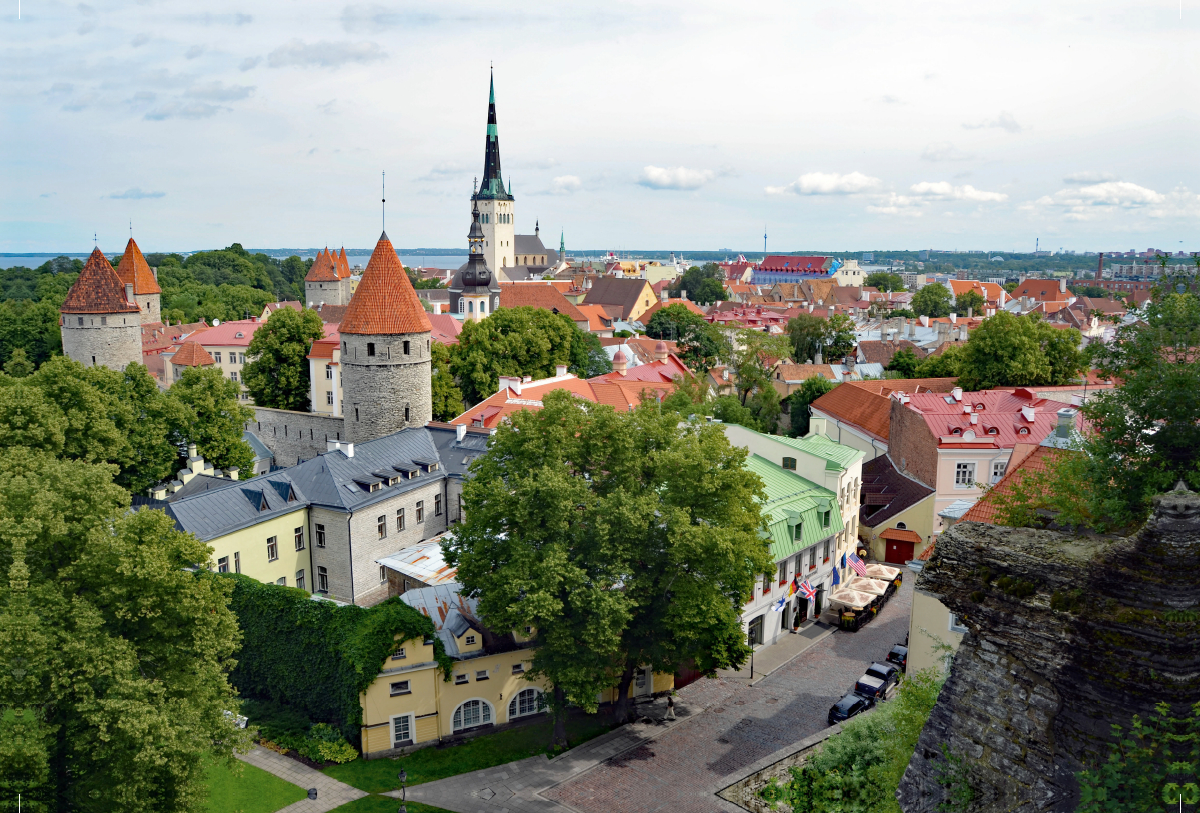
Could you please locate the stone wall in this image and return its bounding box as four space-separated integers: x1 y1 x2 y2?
341 332 432 444
134 292 160 325
61 313 142 371
250 407 346 466
888 398 938 488
305 279 351 308
897 487 1200 813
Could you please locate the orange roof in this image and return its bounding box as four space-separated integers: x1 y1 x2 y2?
808 378 956 442
879 527 923 545
61 248 141 314
948 280 1003 303
1012 278 1072 302
337 247 352 279
307 330 340 360
499 283 588 323
959 445 1068 524
576 304 616 332
305 249 341 283
116 237 162 295
639 298 708 323
171 340 215 367
339 233 432 336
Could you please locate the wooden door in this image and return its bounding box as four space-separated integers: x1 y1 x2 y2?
885 538 914 564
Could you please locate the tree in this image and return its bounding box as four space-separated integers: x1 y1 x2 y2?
730 330 792 407
443 392 773 743
787 313 827 364
169 367 256 474
0 444 251 811
430 341 464 421
889 308 917 319
954 312 1083 390
824 313 858 360
865 272 905 292
567 329 613 379
912 284 953 317
242 307 326 411
646 304 724 371
915 345 963 378
787 377 836 437
670 263 724 304
690 277 725 305
954 289 985 315
886 348 921 378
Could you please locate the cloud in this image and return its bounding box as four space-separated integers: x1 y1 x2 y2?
266 39 387 69
1028 181 1188 221
766 171 882 195
127 91 157 104
638 165 714 190
317 99 337 114
185 45 205 59
417 162 467 181
131 33 150 47
1062 170 1117 185
548 175 582 195
43 82 74 95
239 56 261 71
866 193 923 217
78 21 96 35
185 82 254 101
62 92 99 111
879 94 902 104
109 188 165 199
40 192 56 198
962 111 1022 133
77 3 95 14
921 142 974 162
144 102 224 120
909 181 1008 202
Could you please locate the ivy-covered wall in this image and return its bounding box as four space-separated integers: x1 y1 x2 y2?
225 575 453 740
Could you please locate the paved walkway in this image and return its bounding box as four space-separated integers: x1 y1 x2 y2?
715 619 837 685
237 747 368 813
388 578 913 813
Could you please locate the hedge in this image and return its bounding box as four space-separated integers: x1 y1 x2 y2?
224 574 453 741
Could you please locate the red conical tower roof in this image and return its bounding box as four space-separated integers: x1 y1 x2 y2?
116 237 162 294
171 340 215 367
339 232 432 335
61 247 141 314
305 248 340 282
338 247 351 279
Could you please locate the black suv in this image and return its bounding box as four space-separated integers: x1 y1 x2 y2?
827 692 874 726
866 662 901 692
853 673 888 701
886 644 908 672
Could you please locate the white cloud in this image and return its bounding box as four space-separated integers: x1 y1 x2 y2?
549 175 582 195
921 142 973 162
131 33 150 47
1029 181 1185 221
909 181 1007 202
766 171 882 196
109 188 165 199
1062 171 1117 185
238 56 261 71
185 45 205 59
267 40 387 69
962 110 1022 133
144 102 224 120
185 82 254 101
417 162 467 181
638 165 714 190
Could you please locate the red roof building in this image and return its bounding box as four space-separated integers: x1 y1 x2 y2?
339 233 432 336
115 237 162 295
61 248 141 314
305 249 341 283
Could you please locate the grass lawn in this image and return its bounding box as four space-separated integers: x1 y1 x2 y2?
325 711 616 794
330 798 450 813
205 755 307 813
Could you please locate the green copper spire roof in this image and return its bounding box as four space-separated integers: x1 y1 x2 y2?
474 69 512 202
559 230 565 255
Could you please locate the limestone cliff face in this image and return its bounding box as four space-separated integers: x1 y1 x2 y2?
897 487 1200 813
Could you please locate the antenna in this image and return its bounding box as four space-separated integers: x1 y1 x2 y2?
381 171 386 231
764 225 767 256
129 219 132 239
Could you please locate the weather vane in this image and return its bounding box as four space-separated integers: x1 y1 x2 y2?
381 171 386 231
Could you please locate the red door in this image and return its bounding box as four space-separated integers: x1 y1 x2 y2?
885 539 914 564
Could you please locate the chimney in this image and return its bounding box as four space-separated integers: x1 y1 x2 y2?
522 375 532 383
1021 405 1037 423
653 341 668 361
1096 252 1105 281
967 306 973 318
680 289 687 301
1059 278 1067 293
814 349 823 364
456 423 466 441
951 387 963 402
1070 394 1084 407
970 413 979 425
345 442 354 458
125 282 135 305
846 355 856 370
555 363 568 377
660 289 668 303
959 324 969 341
1055 407 1076 438
948 312 957 324
187 443 198 459
919 315 930 327
722 367 729 381
512 378 523 395
227 467 240 481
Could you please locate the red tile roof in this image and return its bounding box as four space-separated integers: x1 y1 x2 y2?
758 255 831 273
315 303 348 324
307 330 340 360
958 445 1068 524
879 527 923 545
499 283 588 323
339 233 432 336
1012 278 1072 302
810 378 959 442
305 249 341 283
171 341 215 367
639 298 708 323
116 238 162 295
428 313 464 345
194 318 264 347
337 247 351 279
904 389 1082 449
61 248 141 314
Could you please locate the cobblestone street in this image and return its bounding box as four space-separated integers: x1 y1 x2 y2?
543 577 914 813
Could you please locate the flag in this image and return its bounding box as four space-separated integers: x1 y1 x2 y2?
786 577 798 598
841 553 847 569
832 566 841 586
848 552 868 577
797 579 817 601
771 593 787 612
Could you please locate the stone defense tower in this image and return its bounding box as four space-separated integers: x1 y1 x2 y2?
304 247 353 307
115 237 162 325
338 232 433 443
60 247 143 370
472 69 515 275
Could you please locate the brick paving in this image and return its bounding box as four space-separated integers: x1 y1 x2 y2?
237 746 368 812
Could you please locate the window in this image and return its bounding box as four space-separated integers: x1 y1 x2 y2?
392 714 413 746
239 353 246 364
403 340 410 355
266 536 278 561
434 495 442 516
230 371 238 383
77 317 83 326
809 547 817 570
100 316 107 325
476 669 489 681
396 508 405 531
822 539 830 562
523 626 532 635
455 674 469 685
404 406 410 422
991 461 1007 483
512 663 525 675
217 556 229 573
949 613 968 634
782 457 797 471
508 688 544 720
896 522 907 530
367 342 375 356
379 565 387 583
761 572 771 593
234 551 240 574
792 521 802 541
317 566 328 592
294 527 304 550
316 524 325 548
378 515 387 539
326 365 333 379
296 570 306 591
390 680 411 696
955 462 976 488
465 634 476 645
392 647 407 661
416 501 424 522
275 577 286 586
452 700 491 732
821 509 831 527
326 391 334 405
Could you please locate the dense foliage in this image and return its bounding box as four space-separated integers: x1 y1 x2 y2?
242 307 326 411
911 284 953 317
787 377 836 437
225 575 452 742
954 289 985 316
430 340 465 420
953 311 1084 390
668 263 725 305
645 303 726 370
886 348 921 378
865 271 906 292
445 391 774 744
786 312 856 364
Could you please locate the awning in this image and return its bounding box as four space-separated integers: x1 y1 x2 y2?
828 588 875 611
864 563 901 581
845 576 890 597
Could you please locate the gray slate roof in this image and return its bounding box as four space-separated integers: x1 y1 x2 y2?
514 234 558 265
166 472 308 542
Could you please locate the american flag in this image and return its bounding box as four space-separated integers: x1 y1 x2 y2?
848 552 868 577
798 579 817 601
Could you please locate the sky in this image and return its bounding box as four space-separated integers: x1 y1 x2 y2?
1 0 1197 254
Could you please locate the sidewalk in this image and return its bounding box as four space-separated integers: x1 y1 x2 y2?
236 747 368 813
715 620 837 685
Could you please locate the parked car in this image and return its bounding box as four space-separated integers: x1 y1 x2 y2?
853 673 887 701
866 661 901 692
828 691 875 726
886 644 908 672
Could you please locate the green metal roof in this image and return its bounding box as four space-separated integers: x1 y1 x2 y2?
746 454 842 560
764 431 864 472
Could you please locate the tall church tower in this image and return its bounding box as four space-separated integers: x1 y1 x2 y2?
471 70 515 276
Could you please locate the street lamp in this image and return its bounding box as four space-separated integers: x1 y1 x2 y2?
398 771 408 803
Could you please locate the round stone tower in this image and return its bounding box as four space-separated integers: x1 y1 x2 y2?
115 237 162 325
338 232 433 443
60 247 143 370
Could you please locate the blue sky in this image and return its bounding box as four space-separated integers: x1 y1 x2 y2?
1 0 1196 254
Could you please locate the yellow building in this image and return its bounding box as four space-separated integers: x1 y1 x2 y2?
908 584 966 674
360 584 673 757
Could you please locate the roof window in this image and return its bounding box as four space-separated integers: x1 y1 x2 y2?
235 332 244 338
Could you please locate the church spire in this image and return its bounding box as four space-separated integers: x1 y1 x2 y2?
473 68 512 202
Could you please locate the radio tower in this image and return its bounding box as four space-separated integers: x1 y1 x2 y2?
763 225 767 256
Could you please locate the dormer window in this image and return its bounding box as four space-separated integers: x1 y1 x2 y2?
235 332 244 339
465 635 476 645
951 428 962 435
1017 427 1030 435
986 427 999 435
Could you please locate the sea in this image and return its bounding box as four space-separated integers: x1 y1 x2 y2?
0 251 468 271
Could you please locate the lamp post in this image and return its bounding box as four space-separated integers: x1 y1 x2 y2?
398 770 408 803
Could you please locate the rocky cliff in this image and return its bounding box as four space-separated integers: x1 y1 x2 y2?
897 485 1200 813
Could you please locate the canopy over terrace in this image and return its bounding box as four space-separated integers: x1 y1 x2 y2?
846 576 891 597
828 588 878 611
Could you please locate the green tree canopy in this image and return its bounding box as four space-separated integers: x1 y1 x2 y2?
911 284 953 317
954 312 1083 390
954 289 985 315
169 367 256 475
730 329 792 407
669 263 725 305
242 307 326 411
786 312 856 364
865 272 906 292
886 347 921 378
443 391 773 742
430 341 465 422
645 304 726 371
824 313 858 359
787 377 836 437
914 345 963 378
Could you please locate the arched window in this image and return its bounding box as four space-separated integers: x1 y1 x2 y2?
896 522 907 530
452 699 493 732
468 301 474 312
494 297 500 309
508 688 544 720
459 299 465 314
480 300 487 314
